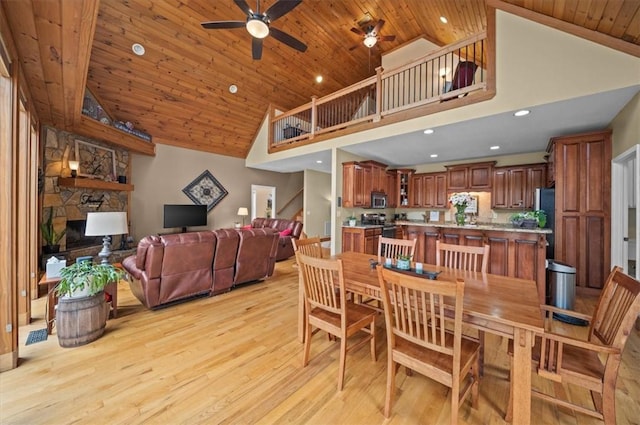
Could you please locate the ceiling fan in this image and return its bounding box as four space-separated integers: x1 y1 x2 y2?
349 18 396 51
201 0 307 60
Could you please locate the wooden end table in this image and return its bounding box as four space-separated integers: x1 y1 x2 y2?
38 264 120 335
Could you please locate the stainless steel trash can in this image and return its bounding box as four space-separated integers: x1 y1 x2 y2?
547 260 576 309
547 260 587 325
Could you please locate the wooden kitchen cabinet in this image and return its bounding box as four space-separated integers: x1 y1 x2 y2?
392 169 413 207
425 172 447 208
386 170 397 208
342 226 381 255
361 160 387 193
492 163 546 209
343 161 389 208
409 174 424 207
549 130 611 290
407 172 447 208
342 162 371 208
446 161 495 191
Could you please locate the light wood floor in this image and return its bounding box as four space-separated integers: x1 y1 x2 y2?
2 257 639 425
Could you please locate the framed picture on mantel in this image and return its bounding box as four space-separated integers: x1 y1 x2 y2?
75 140 117 180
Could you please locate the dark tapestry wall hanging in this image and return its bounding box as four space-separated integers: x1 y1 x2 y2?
183 170 228 211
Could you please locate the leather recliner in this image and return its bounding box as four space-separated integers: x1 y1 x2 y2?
250 217 303 261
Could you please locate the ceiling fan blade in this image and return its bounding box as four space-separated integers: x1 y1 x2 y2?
264 0 302 22
252 37 263 60
269 27 307 52
372 19 385 35
201 21 246 30
233 0 253 15
348 43 361 51
380 35 396 42
350 27 365 36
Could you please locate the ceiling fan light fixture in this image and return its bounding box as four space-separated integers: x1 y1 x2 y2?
246 18 269 39
363 34 377 48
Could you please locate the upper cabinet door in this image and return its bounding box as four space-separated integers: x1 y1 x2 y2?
446 162 495 191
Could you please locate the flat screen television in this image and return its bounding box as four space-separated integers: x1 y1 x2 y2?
163 204 207 233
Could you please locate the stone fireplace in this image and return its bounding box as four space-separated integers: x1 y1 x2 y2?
65 219 103 250
42 126 134 264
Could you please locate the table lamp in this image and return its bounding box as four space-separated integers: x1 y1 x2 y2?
237 207 249 226
85 212 128 265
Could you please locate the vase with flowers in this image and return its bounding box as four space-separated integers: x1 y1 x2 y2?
449 192 473 226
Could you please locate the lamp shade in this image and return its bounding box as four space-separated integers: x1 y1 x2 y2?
85 212 128 236
237 207 249 216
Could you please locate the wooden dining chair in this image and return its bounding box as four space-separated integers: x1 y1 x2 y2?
435 240 489 273
377 266 480 423
506 266 640 424
292 236 323 258
436 240 490 374
293 236 324 342
377 236 417 264
296 252 377 391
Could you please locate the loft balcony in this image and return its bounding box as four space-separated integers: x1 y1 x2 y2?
268 32 494 153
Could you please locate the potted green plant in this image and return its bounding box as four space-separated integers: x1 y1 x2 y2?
57 261 123 298
55 261 124 348
347 214 357 227
510 210 546 228
41 206 66 254
396 254 412 270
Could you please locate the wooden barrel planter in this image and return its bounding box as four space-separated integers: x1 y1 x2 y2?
56 292 109 348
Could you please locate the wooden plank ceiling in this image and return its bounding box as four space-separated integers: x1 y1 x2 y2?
3 0 639 159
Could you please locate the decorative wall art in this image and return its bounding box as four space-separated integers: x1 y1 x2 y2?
183 170 228 211
74 140 117 180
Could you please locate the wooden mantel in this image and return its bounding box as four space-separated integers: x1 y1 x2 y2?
58 177 134 192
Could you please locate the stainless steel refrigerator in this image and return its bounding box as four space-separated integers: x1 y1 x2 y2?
535 187 555 259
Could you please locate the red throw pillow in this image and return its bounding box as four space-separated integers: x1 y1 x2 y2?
279 228 292 236
242 225 252 229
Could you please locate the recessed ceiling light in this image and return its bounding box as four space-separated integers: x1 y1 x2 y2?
490 145 500 150
229 84 238 94
514 109 530 117
316 160 323 164
440 16 448 24
430 154 438 158
132 43 145 56
423 129 434 134
315 75 323 83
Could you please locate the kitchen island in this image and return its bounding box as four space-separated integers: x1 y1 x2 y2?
396 221 551 304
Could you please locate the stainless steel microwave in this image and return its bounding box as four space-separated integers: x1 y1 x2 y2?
371 192 387 209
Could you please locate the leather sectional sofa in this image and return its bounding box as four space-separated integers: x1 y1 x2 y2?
249 218 303 261
122 227 279 309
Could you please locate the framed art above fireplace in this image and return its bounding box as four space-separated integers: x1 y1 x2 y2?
75 140 117 180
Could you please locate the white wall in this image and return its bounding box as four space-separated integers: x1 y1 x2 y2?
303 169 331 238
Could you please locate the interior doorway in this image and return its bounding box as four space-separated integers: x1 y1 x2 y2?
251 185 276 220
612 144 639 279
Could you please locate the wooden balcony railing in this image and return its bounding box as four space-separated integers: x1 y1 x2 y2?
270 32 488 150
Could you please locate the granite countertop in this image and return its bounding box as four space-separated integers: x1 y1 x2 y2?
342 223 388 229
394 220 553 234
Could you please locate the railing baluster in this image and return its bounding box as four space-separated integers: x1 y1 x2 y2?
270 33 487 148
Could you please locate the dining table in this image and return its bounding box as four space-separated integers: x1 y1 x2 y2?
297 250 544 425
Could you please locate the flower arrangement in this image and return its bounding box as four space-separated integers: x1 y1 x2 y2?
449 192 473 213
